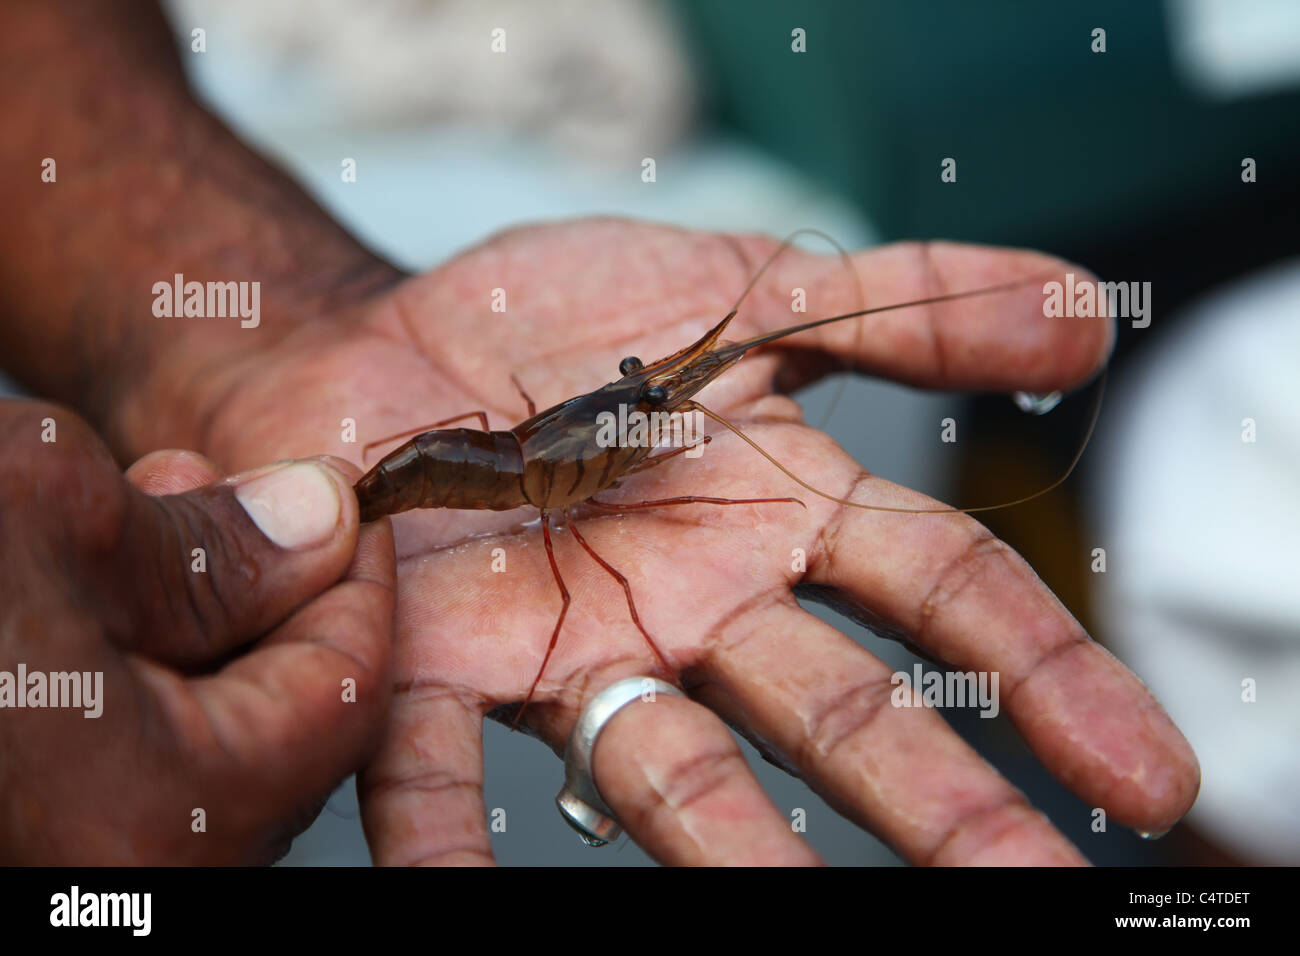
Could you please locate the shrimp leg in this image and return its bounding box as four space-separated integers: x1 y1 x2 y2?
625 435 712 475
587 494 803 511
362 410 492 462
510 373 536 417
513 512 572 729
567 515 670 672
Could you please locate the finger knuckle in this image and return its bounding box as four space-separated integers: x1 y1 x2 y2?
924 795 1046 866
799 675 896 765
915 528 1004 644
653 744 748 817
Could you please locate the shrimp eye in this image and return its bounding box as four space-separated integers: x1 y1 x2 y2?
619 356 644 377
642 384 668 406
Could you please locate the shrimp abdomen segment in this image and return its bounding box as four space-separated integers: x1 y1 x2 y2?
355 428 528 521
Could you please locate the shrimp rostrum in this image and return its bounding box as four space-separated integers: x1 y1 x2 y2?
354 234 1106 723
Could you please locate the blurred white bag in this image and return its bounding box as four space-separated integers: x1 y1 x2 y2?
1090 259 1300 864
164 0 695 159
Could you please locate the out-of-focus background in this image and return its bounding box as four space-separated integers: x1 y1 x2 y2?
157 0 1300 866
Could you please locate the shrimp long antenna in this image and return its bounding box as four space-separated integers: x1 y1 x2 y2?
714 271 1059 364
726 228 860 315
725 229 865 432
645 229 868 380
684 369 1106 516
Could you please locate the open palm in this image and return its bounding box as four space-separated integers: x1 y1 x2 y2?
183 219 1198 865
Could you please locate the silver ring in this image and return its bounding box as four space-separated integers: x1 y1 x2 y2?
556 676 685 846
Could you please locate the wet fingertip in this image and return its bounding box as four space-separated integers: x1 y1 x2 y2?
349 514 397 590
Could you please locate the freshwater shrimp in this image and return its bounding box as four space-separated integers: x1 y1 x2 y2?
354 233 1106 724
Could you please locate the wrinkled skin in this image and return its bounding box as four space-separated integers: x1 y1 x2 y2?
0 404 394 864
122 219 1200 865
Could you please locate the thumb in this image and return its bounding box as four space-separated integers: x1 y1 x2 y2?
108 456 364 665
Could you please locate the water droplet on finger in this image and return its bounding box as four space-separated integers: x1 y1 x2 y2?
1012 390 1063 415
1135 827 1172 841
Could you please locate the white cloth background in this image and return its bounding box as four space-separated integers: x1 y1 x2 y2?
1090 259 1300 864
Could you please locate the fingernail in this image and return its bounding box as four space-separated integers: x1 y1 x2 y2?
235 462 342 549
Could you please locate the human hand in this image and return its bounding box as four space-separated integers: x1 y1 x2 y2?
130 219 1198 865
0 402 393 863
